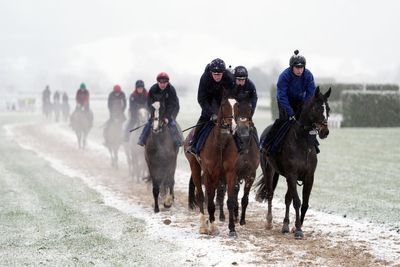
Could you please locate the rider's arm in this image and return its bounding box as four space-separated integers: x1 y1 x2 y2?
304 69 316 103
277 70 295 117
248 80 258 116
197 74 213 117
165 85 180 120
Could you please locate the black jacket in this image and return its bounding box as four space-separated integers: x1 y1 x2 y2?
148 83 179 121
232 78 258 115
129 90 148 117
108 91 127 115
197 67 235 118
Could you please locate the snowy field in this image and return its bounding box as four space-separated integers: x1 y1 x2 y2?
1 95 400 266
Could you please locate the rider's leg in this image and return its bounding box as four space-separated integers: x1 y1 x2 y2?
137 120 151 146
187 116 208 154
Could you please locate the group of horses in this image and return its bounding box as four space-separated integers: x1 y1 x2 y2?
42 100 70 122
55 87 331 239
183 86 331 239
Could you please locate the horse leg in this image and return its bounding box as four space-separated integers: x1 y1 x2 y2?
287 178 303 239
234 181 240 223
226 171 238 237
301 176 314 226
164 183 174 209
152 181 160 213
205 174 219 236
216 182 226 222
240 175 255 226
266 168 277 230
282 187 292 234
188 176 196 210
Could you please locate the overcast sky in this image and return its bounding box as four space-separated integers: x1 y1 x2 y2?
1 0 400 93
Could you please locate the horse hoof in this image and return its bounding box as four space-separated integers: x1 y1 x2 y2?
154 207 160 213
294 230 304 239
164 203 172 209
219 215 225 222
229 231 237 238
265 222 273 230
199 227 208 235
282 225 290 234
240 219 246 226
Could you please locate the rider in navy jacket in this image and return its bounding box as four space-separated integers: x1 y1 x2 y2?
232 65 258 116
187 58 235 154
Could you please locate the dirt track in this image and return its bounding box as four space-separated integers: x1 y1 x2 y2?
12 121 400 266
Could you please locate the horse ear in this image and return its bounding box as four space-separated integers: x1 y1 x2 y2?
325 87 332 98
314 86 321 96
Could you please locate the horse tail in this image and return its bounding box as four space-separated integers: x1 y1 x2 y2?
254 173 268 202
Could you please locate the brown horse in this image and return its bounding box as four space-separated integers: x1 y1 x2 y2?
216 99 260 225
256 86 331 239
184 97 239 237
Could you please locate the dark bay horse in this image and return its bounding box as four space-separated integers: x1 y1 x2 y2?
216 99 260 225
103 116 124 169
145 102 179 213
70 108 93 149
255 86 331 239
184 97 239 237
125 107 149 182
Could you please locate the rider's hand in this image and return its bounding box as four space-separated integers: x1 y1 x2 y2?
210 114 218 121
289 115 296 121
163 118 169 125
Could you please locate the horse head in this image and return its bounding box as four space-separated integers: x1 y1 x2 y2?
234 99 252 138
217 97 236 136
300 86 331 139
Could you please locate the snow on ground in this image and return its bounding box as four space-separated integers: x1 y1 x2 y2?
5 120 400 266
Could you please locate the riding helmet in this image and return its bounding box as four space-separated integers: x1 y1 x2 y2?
135 79 145 88
79 83 86 89
289 50 306 68
234 65 248 79
113 84 122 93
157 72 169 82
209 58 226 73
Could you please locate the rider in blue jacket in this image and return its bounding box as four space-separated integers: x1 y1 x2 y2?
261 50 317 155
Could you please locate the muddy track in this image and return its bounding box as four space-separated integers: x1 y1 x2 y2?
12 121 399 266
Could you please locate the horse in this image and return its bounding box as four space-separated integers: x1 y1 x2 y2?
70 107 93 149
103 115 125 169
215 99 260 225
184 96 239 237
125 107 149 181
61 101 70 122
42 101 52 120
145 101 179 213
255 86 331 239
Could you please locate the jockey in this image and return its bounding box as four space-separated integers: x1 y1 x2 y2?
137 72 182 147
42 85 51 104
62 92 68 104
107 84 127 121
53 91 60 104
75 83 90 111
187 58 235 155
123 79 149 142
260 50 317 155
74 82 93 126
232 65 258 117
232 65 259 152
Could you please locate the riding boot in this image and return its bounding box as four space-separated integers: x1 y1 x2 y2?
137 120 151 146
187 123 204 154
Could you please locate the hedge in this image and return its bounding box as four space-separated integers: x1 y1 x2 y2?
341 90 400 127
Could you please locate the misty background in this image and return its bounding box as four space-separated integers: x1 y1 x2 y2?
1 0 400 97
